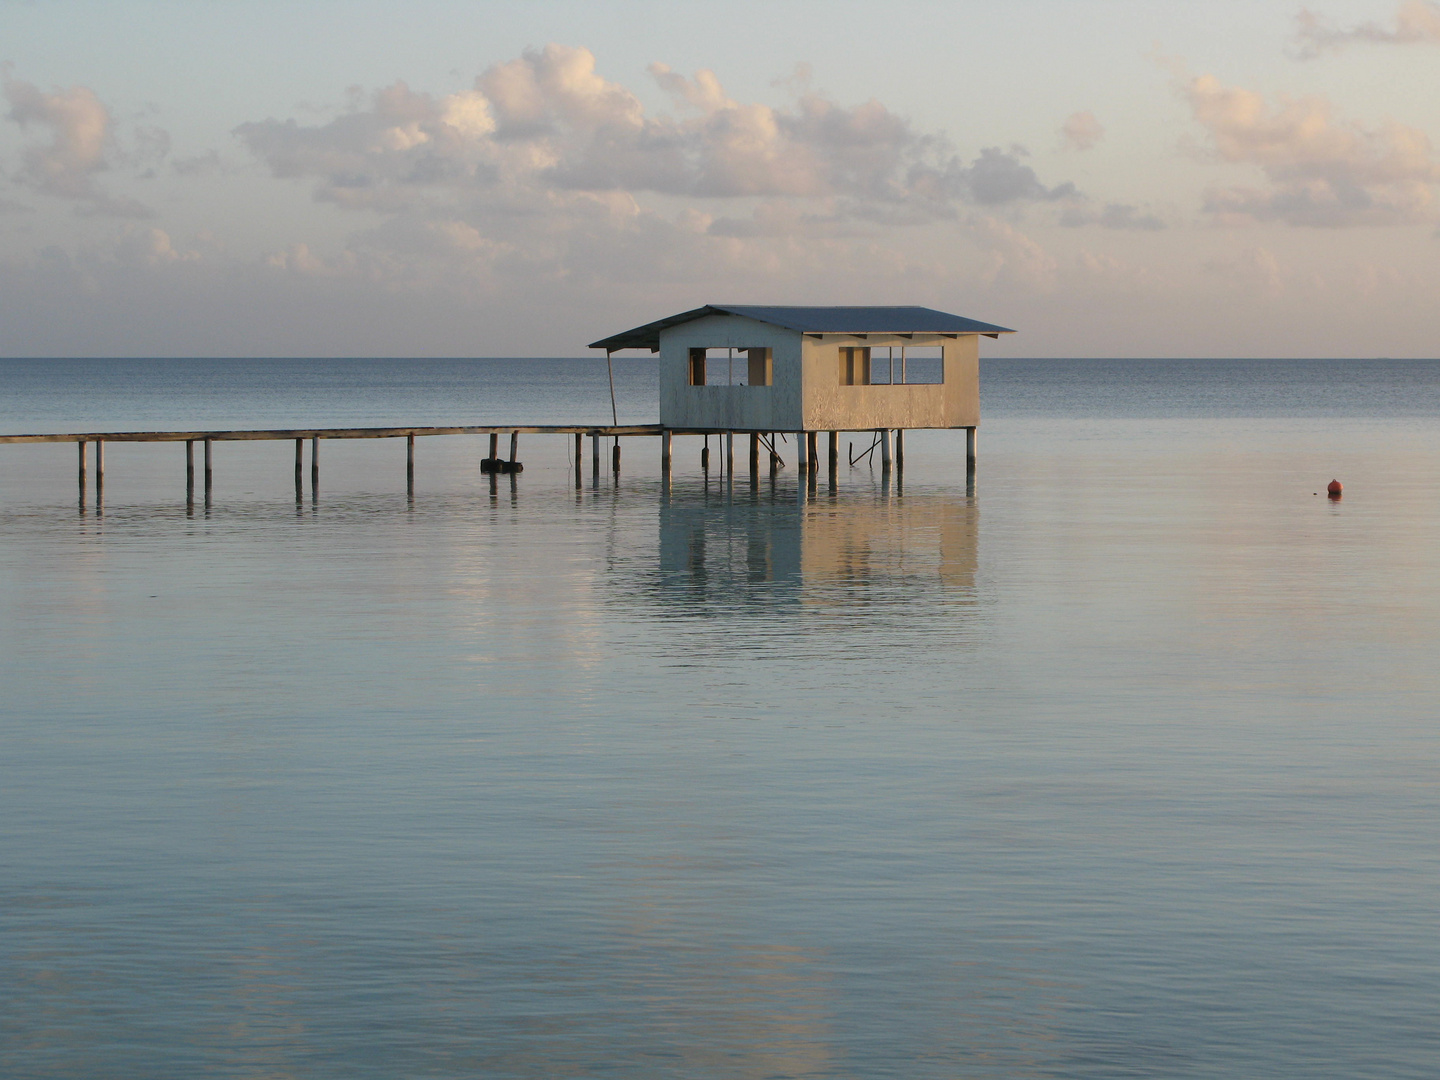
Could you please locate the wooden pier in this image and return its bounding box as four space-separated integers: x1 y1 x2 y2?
4 421 971 506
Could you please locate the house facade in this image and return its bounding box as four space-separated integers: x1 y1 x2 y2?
590 305 1013 435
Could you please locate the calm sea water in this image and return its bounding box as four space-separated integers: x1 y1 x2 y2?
2 358 1438 1079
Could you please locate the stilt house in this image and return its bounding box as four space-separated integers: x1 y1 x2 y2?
590 305 1013 440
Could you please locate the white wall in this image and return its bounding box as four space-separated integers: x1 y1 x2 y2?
658 314 803 431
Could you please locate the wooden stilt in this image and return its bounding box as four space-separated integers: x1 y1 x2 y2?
749 432 760 473
592 433 600 476
509 431 519 467
78 440 87 491
895 429 905 470
807 431 818 468
612 440 621 473
95 440 104 491
797 430 809 471
725 431 734 473
407 434 415 484
880 429 892 469
310 435 319 487
700 434 708 471
186 439 194 496
204 438 213 492
966 427 977 469
661 430 672 472
828 431 838 470
574 432 583 487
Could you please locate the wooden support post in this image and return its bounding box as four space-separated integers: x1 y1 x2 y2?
895 429 905 470
509 431 519 466
204 438 213 492
966 427 977 469
186 440 195 494
310 435 319 487
880 429 892 469
489 433 499 463
828 431 838 470
769 433 780 472
574 432 583 486
95 440 105 488
407 434 415 484
78 440 87 491
797 430 809 471
612 440 621 473
807 431 818 469
592 433 600 475
700 434 709 471
661 430 672 473
726 431 734 473
295 437 303 486
749 432 760 473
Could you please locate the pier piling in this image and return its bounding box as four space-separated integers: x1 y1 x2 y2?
78 440 87 493
880 429 892 470
895 429 905 470
797 430 809 471
966 427 977 470
407 434 415 486
203 438 213 493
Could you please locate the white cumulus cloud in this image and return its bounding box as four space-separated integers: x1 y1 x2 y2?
1182 72 1440 226
3 75 152 216
1294 1 1440 59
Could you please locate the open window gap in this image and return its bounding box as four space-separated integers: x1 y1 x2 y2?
688 348 771 386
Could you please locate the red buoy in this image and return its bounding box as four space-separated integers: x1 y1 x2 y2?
1327 479 1343 498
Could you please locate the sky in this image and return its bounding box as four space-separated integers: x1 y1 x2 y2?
1 0 1438 358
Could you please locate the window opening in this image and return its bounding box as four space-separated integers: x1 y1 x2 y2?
688 347 771 386
842 344 944 385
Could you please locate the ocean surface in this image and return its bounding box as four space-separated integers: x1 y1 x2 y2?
2 357 1438 1079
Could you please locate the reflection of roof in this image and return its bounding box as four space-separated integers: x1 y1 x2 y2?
589 305 1016 351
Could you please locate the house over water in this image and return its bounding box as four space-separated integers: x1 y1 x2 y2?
590 305 1014 468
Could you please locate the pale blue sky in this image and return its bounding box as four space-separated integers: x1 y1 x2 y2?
2 0 1437 356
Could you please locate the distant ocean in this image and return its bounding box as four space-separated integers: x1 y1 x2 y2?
3 357 1438 1079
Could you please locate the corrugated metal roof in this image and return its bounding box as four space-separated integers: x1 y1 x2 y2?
588 305 1015 351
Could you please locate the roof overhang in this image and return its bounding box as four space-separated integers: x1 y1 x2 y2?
589 305 1015 352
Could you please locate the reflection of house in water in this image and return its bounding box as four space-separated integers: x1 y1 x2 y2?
648 483 979 618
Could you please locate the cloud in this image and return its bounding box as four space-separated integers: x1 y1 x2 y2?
1182 72 1440 226
1060 202 1165 230
964 214 1058 288
1294 1 1440 59
3 74 153 216
1061 111 1104 151
222 44 1099 314
1205 245 1285 296
115 225 199 265
234 45 1078 215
